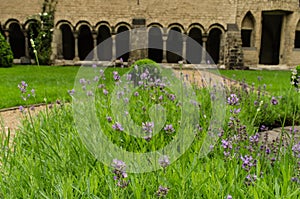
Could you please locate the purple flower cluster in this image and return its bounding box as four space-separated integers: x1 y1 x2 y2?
245 174 257 186
142 122 154 134
227 94 239 105
292 142 300 158
158 155 170 168
111 159 129 188
270 96 278 105
156 185 169 197
18 81 35 101
164 124 175 134
112 122 124 132
240 155 256 172
113 71 120 81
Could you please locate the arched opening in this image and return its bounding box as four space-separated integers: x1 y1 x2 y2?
148 27 163 63
241 12 255 47
187 27 202 64
167 27 182 63
207 28 222 64
27 22 40 59
60 24 75 60
116 26 130 62
97 25 112 61
295 20 300 48
259 12 283 65
9 23 25 58
78 25 93 60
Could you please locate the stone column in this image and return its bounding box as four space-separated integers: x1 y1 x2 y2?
182 34 187 63
73 31 80 61
201 35 208 64
92 31 98 61
162 34 168 63
23 30 30 58
111 33 116 61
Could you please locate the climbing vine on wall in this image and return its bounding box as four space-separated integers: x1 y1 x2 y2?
29 0 57 65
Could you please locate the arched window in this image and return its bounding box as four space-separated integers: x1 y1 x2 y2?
97 25 112 61
207 28 222 64
187 27 202 64
116 26 130 62
148 26 163 63
167 27 182 63
60 24 75 60
241 12 255 47
9 22 25 58
78 25 93 60
295 20 300 48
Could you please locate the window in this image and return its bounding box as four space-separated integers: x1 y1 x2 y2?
295 31 300 48
241 29 252 47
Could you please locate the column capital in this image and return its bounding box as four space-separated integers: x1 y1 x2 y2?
73 30 79 38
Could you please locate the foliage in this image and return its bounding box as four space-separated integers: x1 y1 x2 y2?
28 0 57 65
0 33 13 68
1 67 300 198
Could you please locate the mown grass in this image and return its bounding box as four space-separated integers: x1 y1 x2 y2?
219 69 292 94
0 65 79 109
0 63 300 198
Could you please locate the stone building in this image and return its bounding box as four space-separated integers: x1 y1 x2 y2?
0 0 300 68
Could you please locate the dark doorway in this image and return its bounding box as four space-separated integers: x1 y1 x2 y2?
295 31 300 48
78 25 93 60
207 28 221 64
97 26 112 61
116 26 130 62
9 23 25 58
148 27 163 63
187 28 202 64
259 14 283 65
167 27 182 63
60 24 75 60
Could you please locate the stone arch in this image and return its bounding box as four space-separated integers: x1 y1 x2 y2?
78 24 93 60
95 21 112 32
116 25 130 62
75 21 93 32
97 24 112 61
241 11 255 47
187 26 203 64
115 22 131 33
207 27 222 64
60 23 75 60
295 20 300 48
167 23 185 34
167 26 183 63
187 23 205 35
56 20 74 30
148 26 163 63
8 21 25 58
4 19 20 30
207 23 225 34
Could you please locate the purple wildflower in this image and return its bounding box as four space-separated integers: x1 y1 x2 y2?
221 140 232 149
18 81 28 94
103 89 108 95
106 116 112 123
241 155 256 171
292 142 300 158
156 185 169 197
19 106 24 113
271 96 278 105
227 195 233 199
86 91 93 96
169 94 176 101
68 89 75 95
227 94 239 105
158 155 170 168
112 122 124 132
113 71 120 81
164 124 175 134
134 91 139 97
111 159 129 188
142 122 154 133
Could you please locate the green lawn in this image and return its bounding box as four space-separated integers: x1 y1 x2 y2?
0 65 294 109
0 65 79 109
219 69 292 94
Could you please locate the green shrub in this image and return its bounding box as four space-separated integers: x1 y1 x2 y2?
291 65 300 88
0 33 13 68
129 59 161 85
